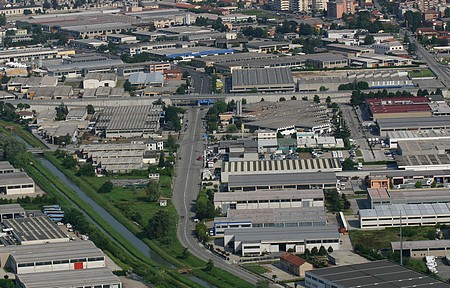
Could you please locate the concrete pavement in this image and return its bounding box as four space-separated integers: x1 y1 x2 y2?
172 107 264 286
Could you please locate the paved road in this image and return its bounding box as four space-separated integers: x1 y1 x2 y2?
180 67 212 94
172 107 265 286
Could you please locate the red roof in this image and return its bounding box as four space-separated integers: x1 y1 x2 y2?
366 97 429 105
370 103 431 114
281 253 307 267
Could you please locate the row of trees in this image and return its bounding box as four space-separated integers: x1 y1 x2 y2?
338 81 369 91
325 189 351 212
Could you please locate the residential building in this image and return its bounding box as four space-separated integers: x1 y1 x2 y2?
373 41 404 54
280 253 313 277
145 140 164 151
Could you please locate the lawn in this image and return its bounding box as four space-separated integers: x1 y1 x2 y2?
408 68 435 78
243 264 269 274
350 226 436 251
355 150 363 157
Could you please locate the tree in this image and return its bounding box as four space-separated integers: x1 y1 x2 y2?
147 181 160 202
158 152 165 167
415 181 423 188
255 280 270 288
166 134 177 152
311 247 319 255
272 274 278 282
241 98 247 105
62 155 77 169
55 103 68 121
313 95 320 103
145 210 171 239
98 181 113 193
328 246 334 253
291 96 297 100
320 86 329 91
164 106 183 132
364 34 375 45
326 96 332 105
226 124 237 133
76 163 95 177
304 248 311 256
86 105 95 114
204 259 214 272
123 79 133 92
319 246 327 256
342 158 356 171
279 97 286 102
3 138 27 168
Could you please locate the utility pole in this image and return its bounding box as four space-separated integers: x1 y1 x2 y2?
400 210 403 266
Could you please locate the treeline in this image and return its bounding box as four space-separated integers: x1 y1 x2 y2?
351 88 443 105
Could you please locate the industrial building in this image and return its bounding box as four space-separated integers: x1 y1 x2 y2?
326 43 374 56
366 97 431 121
0 162 17 174
230 67 295 93
0 204 25 222
16 267 122 288
213 207 327 235
397 140 450 156
1 217 68 245
368 188 450 208
221 159 341 183
83 73 117 89
305 260 448 288
94 105 162 138
395 154 450 171
213 189 324 211
377 116 450 137
0 172 35 196
227 172 337 192
242 101 331 135
369 169 450 189
391 240 450 258
386 130 450 149
0 48 66 64
190 52 278 68
359 203 450 229
214 56 307 72
0 241 105 274
145 47 234 59
224 225 340 256
305 52 348 69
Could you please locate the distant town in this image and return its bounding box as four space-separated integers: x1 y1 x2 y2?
0 0 449 287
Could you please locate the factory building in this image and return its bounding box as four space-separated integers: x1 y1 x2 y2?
0 204 25 222
377 116 450 137
224 225 340 256
213 189 324 211
369 170 450 189
368 188 450 208
391 240 450 258
0 172 35 196
230 67 295 93
0 241 105 274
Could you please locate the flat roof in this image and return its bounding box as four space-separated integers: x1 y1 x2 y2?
307 260 449 288
387 129 450 140
214 189 324 202
395 154 450 167
0 240 103 263
359 203 450 218
95 105 161 132
16 267 121 288
0 162 15 171
228 172 336 187
3 216 68 242
370 169 450 178
0 172 34 186
225 225 339 242
217 207 326 224
232 67 294 87
369 188 450 202
377 116 450 130
371 103 431 114
0 204 25 215
392 239 450 251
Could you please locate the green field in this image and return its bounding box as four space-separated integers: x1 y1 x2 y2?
243 265 269 274
408 68 435 78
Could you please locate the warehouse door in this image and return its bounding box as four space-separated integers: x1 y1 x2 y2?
74 262 84 270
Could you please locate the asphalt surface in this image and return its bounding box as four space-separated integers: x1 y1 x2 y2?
172 107 265 286
180 67 212 94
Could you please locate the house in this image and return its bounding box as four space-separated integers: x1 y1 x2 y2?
145 140 164 151
143 150 158 165
280 253 313 277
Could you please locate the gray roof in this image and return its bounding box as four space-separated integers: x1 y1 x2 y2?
369 188 450 202
0 161 15 171
1 240 103 263
95 105 161 132
66 108 86 119
378 116 450 130
395 154 450 167
228 172 336 187
0 204 25 215
0 172 34 186
223 159 342 174
225 225 339 242
16 267 121 288
370 169 450 178
3 216 68 243
128 72 164 85
359 203 450 218
214 189 324 202
392 239 450 251
307 260 450 288
232 67 293 87
85 72 117 82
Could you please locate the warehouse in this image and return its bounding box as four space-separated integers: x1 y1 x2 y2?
230 67 295 93
326 43 374 56
395 154 450 171
215 56 307 72
397 140 450 156
386 130 450 148
83 73 117 89
16 267 122 288
214 207 327 235
213 189 324 211
221 159 341 183
146 47 234 59
0 172 35 195
305 53 349 69
377 116 450 137
0 48 60 64
227 172 337 192
0 204 25 222
368 188 450 208
190 52 278 68
0 240 104 274
2 217 68 245
242 101 331 135
94 105 162 138
366 97 431 121
0 162 17 174
369 169 450 189
359 203 450 229
391 240 450 258
305 260 448 288
224 225 340 256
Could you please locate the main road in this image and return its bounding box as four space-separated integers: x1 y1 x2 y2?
172 107 265 286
